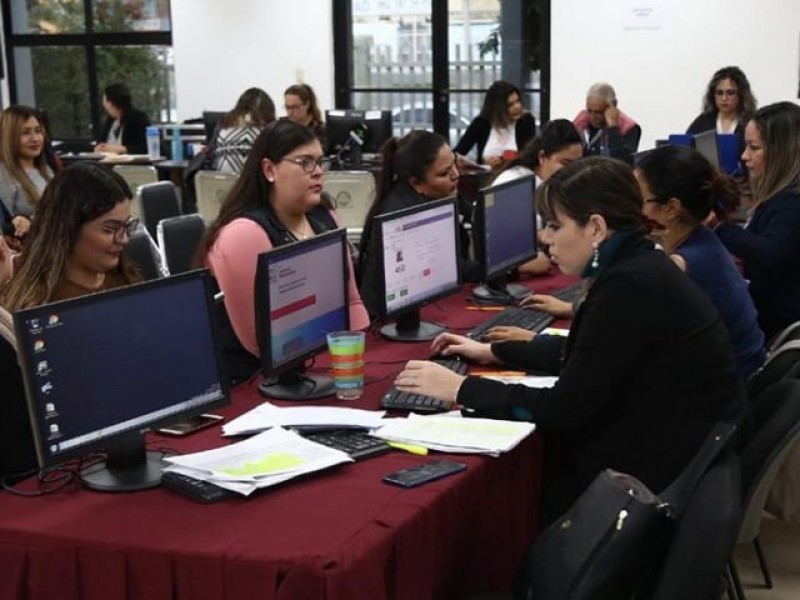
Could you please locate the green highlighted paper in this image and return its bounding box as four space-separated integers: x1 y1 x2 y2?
218 452 304 477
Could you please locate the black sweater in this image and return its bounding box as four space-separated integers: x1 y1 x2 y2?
99 107 151 155
457 234 744 523
454 113 536 164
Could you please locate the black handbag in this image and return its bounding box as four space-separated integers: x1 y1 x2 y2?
514 421 736 600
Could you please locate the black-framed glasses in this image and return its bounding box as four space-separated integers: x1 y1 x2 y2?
104 216 140 243
280 155 331 174
715 89 738 97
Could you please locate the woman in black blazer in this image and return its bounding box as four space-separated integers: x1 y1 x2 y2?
95 82 151 155
395 157 745 524
454 80 536 167
686 66 756 158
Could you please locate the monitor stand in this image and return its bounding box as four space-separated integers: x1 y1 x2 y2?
259 369 335 401
380 308 444 342
81 432 165 492
472 278 530 305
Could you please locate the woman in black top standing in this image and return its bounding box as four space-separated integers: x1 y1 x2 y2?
395 157 744 523
455 80 536 167
95 82 151 155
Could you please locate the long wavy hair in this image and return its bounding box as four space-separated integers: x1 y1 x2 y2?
2 162 139 311
702 66 757 120
220 87 276 128
0 105 52 207
479 80 523 129
748 102 800 208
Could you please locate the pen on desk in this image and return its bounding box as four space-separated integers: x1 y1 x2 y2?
465 306 505 312
386 441 429 456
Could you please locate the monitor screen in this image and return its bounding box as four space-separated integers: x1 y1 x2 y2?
255 229 349 398
14 270 229 479
694 129 721 170
478 175 537 280
325 109 393 155
377 197 461 318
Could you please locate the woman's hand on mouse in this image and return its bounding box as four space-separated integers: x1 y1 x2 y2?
394 360 465 405
430 332 500 365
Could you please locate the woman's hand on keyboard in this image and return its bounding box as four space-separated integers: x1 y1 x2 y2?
431 333 499 365
519 294 574 318
394 360 466 406
484 326 535 342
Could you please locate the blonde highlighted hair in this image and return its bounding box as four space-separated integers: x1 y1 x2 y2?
0 105 52 207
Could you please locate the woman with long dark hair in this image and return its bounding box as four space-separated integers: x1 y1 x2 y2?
94 82 151 155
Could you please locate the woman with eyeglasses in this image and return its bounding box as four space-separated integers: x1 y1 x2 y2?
198 119 369 382
284 84 326 149
1 162 140 311
394 157 744 524
0 105 55 242
686 67 756 147
357 130 481 319
714 102 800 341
636 145 765 378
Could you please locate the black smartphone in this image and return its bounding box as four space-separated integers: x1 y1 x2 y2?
156 413 224 436
383 459 467 488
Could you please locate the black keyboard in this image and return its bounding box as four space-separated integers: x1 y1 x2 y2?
467 283 583 341
304 429 390 460
161 471 239 504
381 357 469 413
468 307 554 341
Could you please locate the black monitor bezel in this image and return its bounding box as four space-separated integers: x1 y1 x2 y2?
472 175 538 281
325 109 393 154
375 196 462 319
254 228 351 378
14 269 230 470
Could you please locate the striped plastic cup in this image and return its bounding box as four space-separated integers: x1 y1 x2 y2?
326 331 366 400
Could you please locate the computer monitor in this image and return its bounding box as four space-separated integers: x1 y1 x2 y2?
254 228 350 400
14 270 230 492
375 197 461 342
472 175 538 303
325 109 393 166
202 111 226 142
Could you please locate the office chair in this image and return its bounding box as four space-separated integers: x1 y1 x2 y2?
157 214 207 276
728 378 800 600
139 181 181 240
768 320 800 354
124 229 163 281
112 165 158 219
746 340 800 402
195 170 237 222
322 170 376 246
645 451 742 600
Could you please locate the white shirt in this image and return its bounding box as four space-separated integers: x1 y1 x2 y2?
483 125 517 159
106 120 123 145
716 115 738 135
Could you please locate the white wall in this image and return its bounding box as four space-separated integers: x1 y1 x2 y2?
551 0 800 149
171 0 334 121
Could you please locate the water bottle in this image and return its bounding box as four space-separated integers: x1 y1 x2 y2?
146 126 160 160
170 125 184 162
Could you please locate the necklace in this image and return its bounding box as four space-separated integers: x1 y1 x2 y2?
287 221 313 240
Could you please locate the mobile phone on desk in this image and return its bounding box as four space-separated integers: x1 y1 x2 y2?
157 413 224 436
383 459 467 488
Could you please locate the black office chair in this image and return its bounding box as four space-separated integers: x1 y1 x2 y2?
768 321 800 354
746 340 800 402
728 378 800 600
139 181 181 240
124 229 163 281
645 451 742 600
157 214 206 276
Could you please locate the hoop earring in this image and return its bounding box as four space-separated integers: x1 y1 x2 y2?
591 241 600 269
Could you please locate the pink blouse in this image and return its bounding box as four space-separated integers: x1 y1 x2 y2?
206 212 370 358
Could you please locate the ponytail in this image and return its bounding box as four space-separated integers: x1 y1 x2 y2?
708 171 740 219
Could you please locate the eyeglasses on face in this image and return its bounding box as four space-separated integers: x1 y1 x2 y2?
715 89 738 97
280 155 331 174
104 216 139 242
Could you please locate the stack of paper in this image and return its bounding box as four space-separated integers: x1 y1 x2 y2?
483 375 558 388
373 413 535 457
163 427 353 495
222 403 387 436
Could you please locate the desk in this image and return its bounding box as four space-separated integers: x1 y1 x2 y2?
0 270 576 600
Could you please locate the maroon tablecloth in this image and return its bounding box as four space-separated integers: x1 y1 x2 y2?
0 269 577 600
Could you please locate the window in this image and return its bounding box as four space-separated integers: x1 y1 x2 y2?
334 0 550 147
2 0 174 141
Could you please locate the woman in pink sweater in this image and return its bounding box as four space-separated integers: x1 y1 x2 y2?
197 120 369 382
